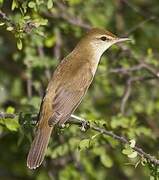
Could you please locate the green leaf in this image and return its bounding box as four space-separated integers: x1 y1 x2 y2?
6 26 14 31
17 39 23 50
45 35 56 47
12 0 18 10
67 0 81 5
6 106 15 114
47 0 53 9
4 118 19 131
129 139 136 148
100 153 113 168
122 148 133 155
79 139 90 150
0 22 4 26
128 151 138 158
28 1 36 8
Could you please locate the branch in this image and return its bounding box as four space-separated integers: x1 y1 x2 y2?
120 75 157 114
0 112 17 119
110 59 159 114
70 115 159 165
56 2 91 29
43 2 91 30
109 64 144 74
120 79 132 114
0 112 159 165
110 62 159 79
0 10 14 26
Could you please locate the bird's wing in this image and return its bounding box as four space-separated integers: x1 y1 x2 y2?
27 61 93 169
48 63 93 125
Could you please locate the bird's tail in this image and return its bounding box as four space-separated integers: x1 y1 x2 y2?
27 125 53 169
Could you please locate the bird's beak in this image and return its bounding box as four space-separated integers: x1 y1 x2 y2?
114 37 132 43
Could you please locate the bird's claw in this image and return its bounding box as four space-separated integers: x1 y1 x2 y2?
61 123 66 128
80 120 89 131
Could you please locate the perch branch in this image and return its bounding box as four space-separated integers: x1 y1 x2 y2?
70 115 159 165
0 112 159 165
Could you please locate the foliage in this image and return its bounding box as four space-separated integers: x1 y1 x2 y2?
0 0 159 179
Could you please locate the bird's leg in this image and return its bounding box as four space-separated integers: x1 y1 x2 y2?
70 114 90 131
80 120 88 131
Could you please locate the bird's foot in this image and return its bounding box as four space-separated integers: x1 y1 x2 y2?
60 123 66 128
80 120 89 131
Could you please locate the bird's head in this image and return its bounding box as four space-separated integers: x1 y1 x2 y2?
77 28 131 58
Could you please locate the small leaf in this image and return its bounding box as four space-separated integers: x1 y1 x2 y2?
6 26 14 31
24 16 30 20
141 158 147 166
128 151 138 158
6 106 15 114
17 39 23 50
100 154 113 168
47 0 53 9
28 1 35 8
135 160 141 168
122 148 133 155
12 0 18 10
129 139 136 148
4 118 19 131
45 35 56 47
79 139 90 150
0 22 4 26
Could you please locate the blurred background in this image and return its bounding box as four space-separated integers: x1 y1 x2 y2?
0 0 159 179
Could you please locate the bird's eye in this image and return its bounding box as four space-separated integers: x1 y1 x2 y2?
100 36 107 41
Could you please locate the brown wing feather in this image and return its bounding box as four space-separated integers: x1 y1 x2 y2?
27 60 93 169
48 63 93 125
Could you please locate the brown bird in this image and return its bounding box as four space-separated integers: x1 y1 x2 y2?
27 28 130 169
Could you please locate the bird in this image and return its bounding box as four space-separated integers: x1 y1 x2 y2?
27 27 130 169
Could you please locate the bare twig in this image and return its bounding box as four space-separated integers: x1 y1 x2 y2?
120 75 157 114
56 2 91 29
120 79 132 114
110 58 159 114
110 61 159 78
43 2 91 29
0 112 159 165
37 46 51 81
54 28 62 60
142 62 159 78
0 112 17 119
0 10 15 27
109 64 144 74
26 77 32 99
70 115 159 165
126 16 156 35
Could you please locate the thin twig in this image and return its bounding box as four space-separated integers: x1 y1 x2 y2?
0 10 15 27
43 2 91 29
120 79 132 114
56 2 91 29
120 75 157 114
54 28 62 60
70 115 159 165
0 112 159 165
27 77 32 99
0 112 17 119
126 16 156 35
109 64 144 74
37 46 51 81
110 58 159 114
